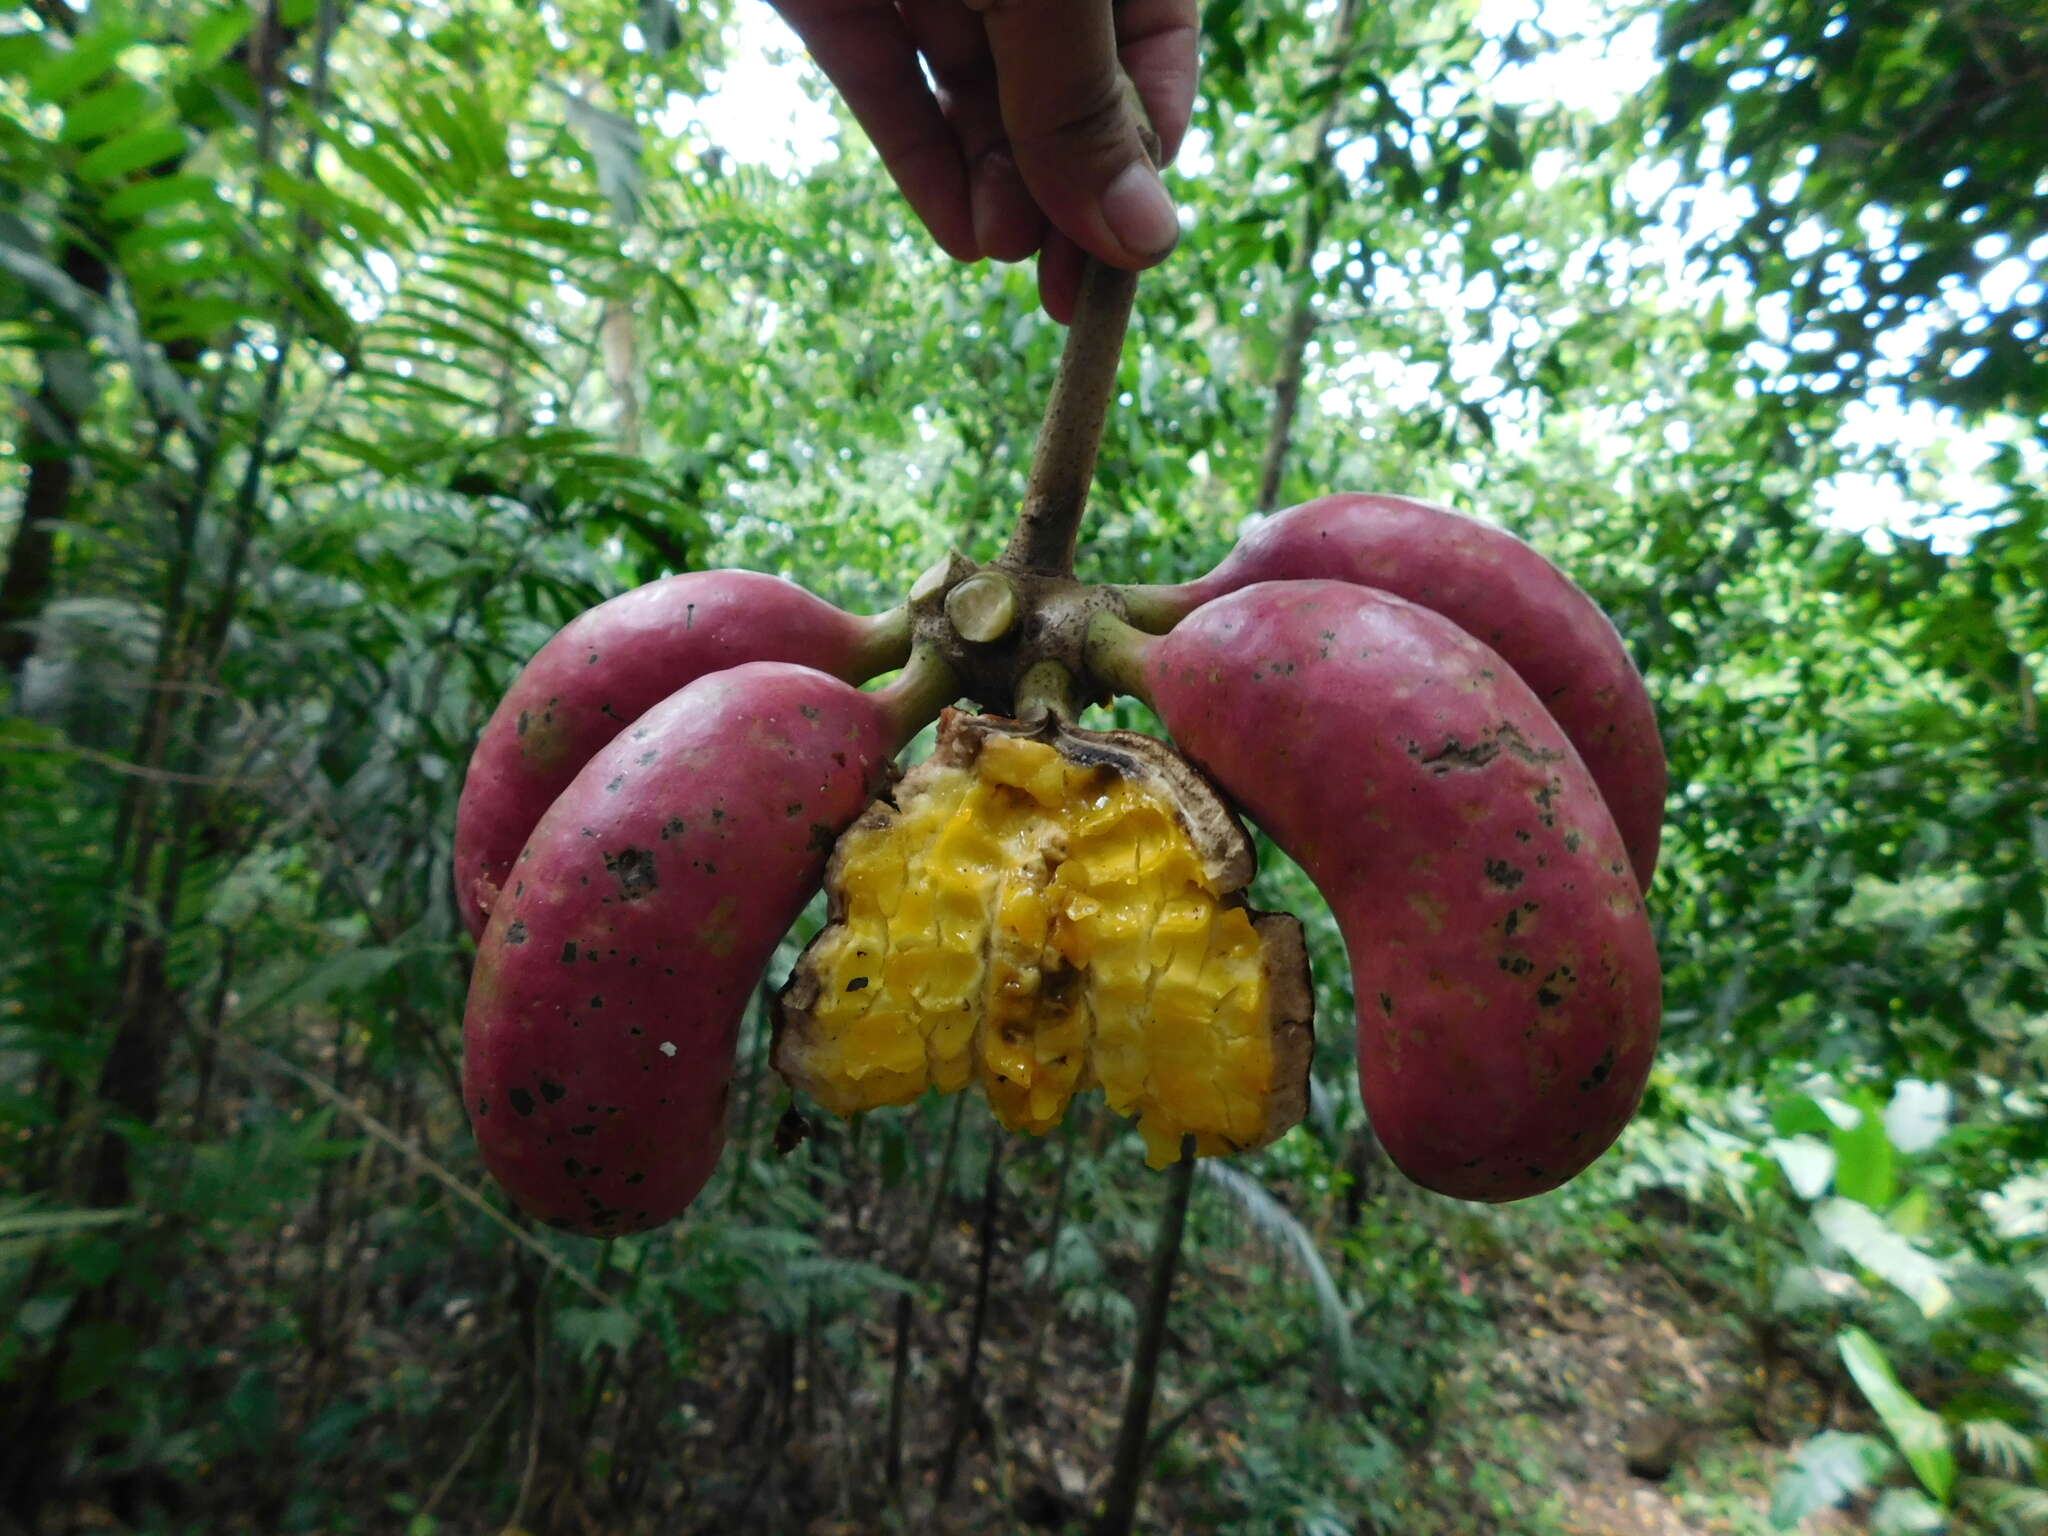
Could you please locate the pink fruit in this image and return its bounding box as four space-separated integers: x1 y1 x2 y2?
461 661 937 1234
1122 493 1665 889
454 571 905 938
1094 580 1662 1201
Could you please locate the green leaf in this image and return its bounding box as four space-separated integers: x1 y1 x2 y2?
0 33 56 78
1831 1093 1895 1209
63 1235 127 1286
1869 1488 1946 1535
556 1305 639 1363
299 1399 370 1465
18 1295 73 1338
1771 1431 1894 1528
145 295 267 342
77 123 189 184
1770 1092 1837 1139
57 1320 140 1404
238 946 416 1023
188 6 256 70
0 1204 141 1240
354 365 487 412
28 24 137 104
1813 1198 1952 1317
224 1368 282 1451
101 171 223 222
1838 1328 1955 1504
322 132 443 227
1887 1186 1935 1239
60 78 151 144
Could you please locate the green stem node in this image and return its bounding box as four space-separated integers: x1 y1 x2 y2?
1106 583 1198 635
853 604 916 679
1013 659 1082 723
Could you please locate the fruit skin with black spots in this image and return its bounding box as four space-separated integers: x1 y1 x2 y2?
454 570 904 940
1103 578 1662 1202
461 662 917 1236
1121 492 1666 889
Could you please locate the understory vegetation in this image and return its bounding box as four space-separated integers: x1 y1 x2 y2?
2 0 2043 1532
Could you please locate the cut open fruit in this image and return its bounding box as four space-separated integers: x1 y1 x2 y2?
774 710 1313 1166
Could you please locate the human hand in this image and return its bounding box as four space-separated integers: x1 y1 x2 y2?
765 0 1199 322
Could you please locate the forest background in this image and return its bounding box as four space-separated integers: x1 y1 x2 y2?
1 0 2044 1532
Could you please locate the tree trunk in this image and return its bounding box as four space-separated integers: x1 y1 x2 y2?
1255 0 1368 513
0 240 108 682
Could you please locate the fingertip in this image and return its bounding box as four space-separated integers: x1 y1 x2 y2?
971 147 1046 265
919 192 987 263
1037 232 1085 324
1099 159 1180 266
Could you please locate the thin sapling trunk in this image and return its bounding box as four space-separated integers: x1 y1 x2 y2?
1092 1135 1197 1536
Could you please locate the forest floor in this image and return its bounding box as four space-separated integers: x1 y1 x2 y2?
655 1163 1859 1536
15 1130 1866 1536
1442 1251 1854 1536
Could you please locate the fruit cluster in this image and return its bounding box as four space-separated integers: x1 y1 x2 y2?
457 491 1664 1236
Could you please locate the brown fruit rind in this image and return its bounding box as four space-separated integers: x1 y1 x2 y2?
774 709 1313 1164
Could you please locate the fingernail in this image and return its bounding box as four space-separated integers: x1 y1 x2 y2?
1101 161 1179 261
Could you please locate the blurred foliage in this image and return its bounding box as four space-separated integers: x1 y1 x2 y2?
1 0 2043 1531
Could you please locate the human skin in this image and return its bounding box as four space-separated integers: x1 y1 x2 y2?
766 0 1200 321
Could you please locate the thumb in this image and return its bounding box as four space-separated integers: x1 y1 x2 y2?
974 0 1179 268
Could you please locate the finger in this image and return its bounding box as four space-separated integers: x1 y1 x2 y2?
899 0 1044 262
973 0 1180 269
970 143 1049 264
1036 229 1087 325
770 0 980 259
1115 0 1200 166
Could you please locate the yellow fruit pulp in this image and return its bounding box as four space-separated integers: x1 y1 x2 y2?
791 732 1277 1166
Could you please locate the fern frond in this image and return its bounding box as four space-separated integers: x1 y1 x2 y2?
1964 1419 2042 1479
1198 1161 1355 1374
1961 1475 2048 1534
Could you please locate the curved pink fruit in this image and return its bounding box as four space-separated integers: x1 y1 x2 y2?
1121 581 1662 1202
1123 493 1665 889
454 571 905 939
461 662 911 1235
